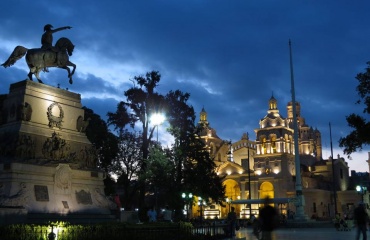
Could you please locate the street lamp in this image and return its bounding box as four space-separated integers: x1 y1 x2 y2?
356 185 367 202
150 113 165 142
226 197 232 213
182 192 193 220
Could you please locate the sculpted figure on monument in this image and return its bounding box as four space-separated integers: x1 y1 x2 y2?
1 24 76 84
41 24 72 51
41 24 72 72
42 132 71 161
18 102 32 121
76 116 91 132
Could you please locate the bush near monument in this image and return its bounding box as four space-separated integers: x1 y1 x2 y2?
0 221 227 240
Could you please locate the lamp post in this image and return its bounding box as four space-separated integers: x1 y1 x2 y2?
150 113 165 212
356 185 367 202
226 197 232 213
150 113 165 142
182 192 193 221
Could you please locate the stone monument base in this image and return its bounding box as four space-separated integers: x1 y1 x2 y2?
0 162 116 224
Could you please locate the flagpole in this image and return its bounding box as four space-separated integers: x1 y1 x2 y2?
329 122 338 215
289 40 307 220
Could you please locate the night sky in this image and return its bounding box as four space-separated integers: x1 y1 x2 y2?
1 1 369 173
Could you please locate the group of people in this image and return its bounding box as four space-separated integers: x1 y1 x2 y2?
227 200 369 240
147 206 173 222
226 197 278 240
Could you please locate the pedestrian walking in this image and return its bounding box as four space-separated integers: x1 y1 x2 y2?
251 214 261 239
227 207 237 237
147 206 157 222
163 205 173 222
259 197 278 240
354 202 368 240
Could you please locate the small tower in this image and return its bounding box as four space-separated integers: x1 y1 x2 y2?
198 107 209 126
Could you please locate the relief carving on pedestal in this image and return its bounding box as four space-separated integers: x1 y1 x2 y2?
18 102 32 121
76 116 91 132
75 189 92 205
94 188 116 209
0 182 29 207
0 132 18 158
54 164 72 195
79 146 98 168
47 102 64 129
16 135 35 159
34 185 49 201
42 132 72 161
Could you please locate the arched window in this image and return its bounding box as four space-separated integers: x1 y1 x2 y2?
260 182 274 200
270 135 277 153
261 136 267 154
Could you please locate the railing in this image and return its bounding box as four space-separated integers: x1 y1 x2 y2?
0 222 230 240
192 222 229 237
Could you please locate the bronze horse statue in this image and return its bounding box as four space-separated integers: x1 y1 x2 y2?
1 37 76 84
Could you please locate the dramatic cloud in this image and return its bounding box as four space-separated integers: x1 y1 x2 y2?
1 0 369 173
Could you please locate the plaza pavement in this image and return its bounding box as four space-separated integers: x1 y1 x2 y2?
227 227 362 240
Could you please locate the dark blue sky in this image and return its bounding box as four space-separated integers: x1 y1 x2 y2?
0 1 369 172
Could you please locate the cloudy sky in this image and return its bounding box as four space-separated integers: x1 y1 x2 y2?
1 1 369 173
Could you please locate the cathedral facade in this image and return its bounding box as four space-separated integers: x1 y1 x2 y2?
197 96 361 220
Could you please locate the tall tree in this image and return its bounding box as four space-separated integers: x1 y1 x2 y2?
339 62 370 156
165 90 225 210
112 129 143 210
82 107 119 196
165 90 196 187
107 71 165 219
144 145 177 209
108 71 225 219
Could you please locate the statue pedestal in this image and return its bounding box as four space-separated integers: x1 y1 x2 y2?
0 80 115 223
0 162 112 214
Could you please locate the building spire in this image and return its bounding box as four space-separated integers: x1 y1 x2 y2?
199 107 209 126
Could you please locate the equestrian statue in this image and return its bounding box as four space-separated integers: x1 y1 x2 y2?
1 24 76 84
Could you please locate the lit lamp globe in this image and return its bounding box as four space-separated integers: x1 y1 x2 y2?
150 113 165 126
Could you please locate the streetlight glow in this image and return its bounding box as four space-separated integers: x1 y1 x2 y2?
356 185 367 202
182 192 193 221
150 113 165 142
150 113 165 126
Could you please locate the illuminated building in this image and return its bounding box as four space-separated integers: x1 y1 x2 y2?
197 97 362 220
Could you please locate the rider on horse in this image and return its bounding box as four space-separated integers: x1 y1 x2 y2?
41 24 72 72
1 24 76 84
41 24 72 51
